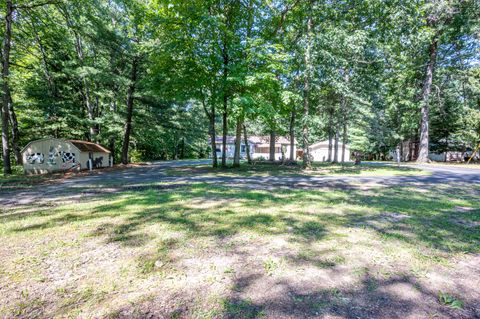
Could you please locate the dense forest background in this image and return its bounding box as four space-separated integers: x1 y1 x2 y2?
1 0 479 173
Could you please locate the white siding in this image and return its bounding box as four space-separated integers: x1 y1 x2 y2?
310 141 351 162
22 139 110 174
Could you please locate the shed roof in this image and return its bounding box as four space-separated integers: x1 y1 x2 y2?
68 140 111 153
21 138 110 154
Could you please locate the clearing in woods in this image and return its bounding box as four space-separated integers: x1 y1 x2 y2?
0 160 479 318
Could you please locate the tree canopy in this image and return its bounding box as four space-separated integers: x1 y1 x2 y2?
1 0 479 173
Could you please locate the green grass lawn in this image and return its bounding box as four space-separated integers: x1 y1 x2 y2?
0 165 67 191
1 174 479 318
164 161 430 178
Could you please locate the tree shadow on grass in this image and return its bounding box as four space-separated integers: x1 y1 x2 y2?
8 183 479 254
105 270 475 319
5 182 479 319
215 273 473 319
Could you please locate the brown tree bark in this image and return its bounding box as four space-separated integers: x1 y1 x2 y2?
417 37 438 163
302 10 313 168
121 57 139 165
202 97 218 168
221 43 229 167
327 107 333 162
210 103 218 167
233 115 243 167
243 123 252 164
8 95 21 164
333 129 339 163
222 96 228 167
289 110 296 161
342 121 347 163
340 72 349 163
269 129 276 161
1 0 13 174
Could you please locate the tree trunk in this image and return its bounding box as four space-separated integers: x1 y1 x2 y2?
221 41 229 168
1 0 13 174
233 115 243 167
328 135 333 162
289 110 296 161
201 94 217 167
222 96 228 167
8 95 21 164
60 6 96 141
109 137 115 165
210 105 218 168
179 137 185 159
340 100 347 163
302 11 313 168
417 37 438 163
340 71 349 163
121 57 138 165
31 15 59 130
243 123 252 164
327 107 333 162
269 129 276 161
173 137 178 160
342 122 347 163
333 129 339 163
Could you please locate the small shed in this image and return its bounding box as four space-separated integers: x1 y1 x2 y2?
22 138 111 174
309 140 351 162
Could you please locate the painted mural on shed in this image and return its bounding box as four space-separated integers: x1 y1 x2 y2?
22 138 111 174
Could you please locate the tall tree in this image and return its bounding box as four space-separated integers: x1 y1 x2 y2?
1 0 13 174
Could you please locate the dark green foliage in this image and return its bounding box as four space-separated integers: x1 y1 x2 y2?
1 0 478 172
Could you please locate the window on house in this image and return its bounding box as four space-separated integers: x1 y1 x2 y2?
241 145 246 153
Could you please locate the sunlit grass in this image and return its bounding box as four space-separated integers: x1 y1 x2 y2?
0 182 478 318
163 162 431 177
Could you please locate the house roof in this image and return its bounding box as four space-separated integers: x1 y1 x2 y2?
249 135 295 145
68 140 111 153
214 136 238 144
214 135 296 145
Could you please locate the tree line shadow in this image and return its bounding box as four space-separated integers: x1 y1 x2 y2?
107 269 474 318
4 182 479 319
8 182 479 256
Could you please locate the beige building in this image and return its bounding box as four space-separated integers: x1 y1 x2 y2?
249 136 296 160
309 140 351 162
214 135 296 160
22 138 111 174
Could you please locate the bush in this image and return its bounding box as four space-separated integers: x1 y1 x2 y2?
129 149 145 163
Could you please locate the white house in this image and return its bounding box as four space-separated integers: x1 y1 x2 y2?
214 136 249 159
214 135 296 160
309 140 351 162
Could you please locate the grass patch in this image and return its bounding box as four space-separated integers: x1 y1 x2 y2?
438 292 464 310
0 165 48 190
0 165 478 318
164 161 429 178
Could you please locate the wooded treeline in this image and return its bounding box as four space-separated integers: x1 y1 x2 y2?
1 0 479 173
